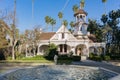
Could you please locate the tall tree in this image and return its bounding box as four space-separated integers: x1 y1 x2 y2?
69 21 74 32
100 9 120 55
58 12 63 23
63 20 68 27
44 16 51 31
72 4 79 13
0 20 9 48
101 14 112 42
80 0 85 9
50 18 56 32
88 19 103 42
102 0 107 14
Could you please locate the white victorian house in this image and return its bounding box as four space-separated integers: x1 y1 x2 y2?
36 8 106 59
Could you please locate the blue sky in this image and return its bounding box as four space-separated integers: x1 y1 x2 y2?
0 0 120 33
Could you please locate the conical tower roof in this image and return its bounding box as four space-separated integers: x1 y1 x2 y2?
74 9 87 17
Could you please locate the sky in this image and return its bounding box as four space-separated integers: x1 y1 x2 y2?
0 0 120 33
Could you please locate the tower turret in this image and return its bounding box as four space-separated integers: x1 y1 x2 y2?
73 0 88 36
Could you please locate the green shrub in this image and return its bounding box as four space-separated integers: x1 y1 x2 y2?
6 56 12 60
89 53 96 60
100 54 105 60
72 56 81 61
110 54 120 60
44 43 58 60
58 54 72 60
104 56 111 61
89 53 102 61
94 56 102 62
16 52 25 60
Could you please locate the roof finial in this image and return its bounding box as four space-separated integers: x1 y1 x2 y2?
80 0 85 9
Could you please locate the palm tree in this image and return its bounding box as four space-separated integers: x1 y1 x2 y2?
102 0 107 14
80 0 85 9
58 12 63 24
63 20 68 27
44 16 51 31
72 4 79 13
70 21 74 32
63 20 68 34
50 18 56 32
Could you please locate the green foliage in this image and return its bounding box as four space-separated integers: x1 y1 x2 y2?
63 20 68 27
80 0 85 9
58 54 73 64
70 21 74 28
58 12 63 19
110 54 120 60
44 43 58 60
101 14 108 24
15 52 25 60
6 56 12 60
101 9 120 55
104 56 110 61
21 55 46 60
72 56 81 61
89 53 102 62
94 56 102 62
58 55 72 60
88 19 103 42
72 4 79 13
89 53 94 60
102 0 107 3
45 16 51 25
0 20 9 48
57 60 72 64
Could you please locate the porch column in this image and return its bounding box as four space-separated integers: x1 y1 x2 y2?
87 48 89 57
37 45 40 55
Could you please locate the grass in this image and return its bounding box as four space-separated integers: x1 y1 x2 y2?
0 55 73 64
0 55 53 63
0 60 53 63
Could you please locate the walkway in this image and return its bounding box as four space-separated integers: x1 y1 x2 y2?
72 60 120 74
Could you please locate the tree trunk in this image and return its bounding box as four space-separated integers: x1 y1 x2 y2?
25 45 28 57
52 26 53 32
12 45 15 60
18 45 22 54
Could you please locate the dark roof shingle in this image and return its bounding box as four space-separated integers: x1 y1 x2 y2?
39 32 55 40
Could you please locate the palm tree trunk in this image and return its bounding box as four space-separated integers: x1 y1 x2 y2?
104 2 106 14
52 26 53 32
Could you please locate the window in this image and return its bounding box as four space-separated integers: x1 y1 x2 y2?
80 15 82 18
62 33 64 39
60 45 63 52
64 44 67 53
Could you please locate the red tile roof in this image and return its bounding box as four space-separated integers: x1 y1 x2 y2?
39 32 55 40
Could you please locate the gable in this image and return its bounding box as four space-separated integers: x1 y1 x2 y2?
56 25 70 33
50 25 77 41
